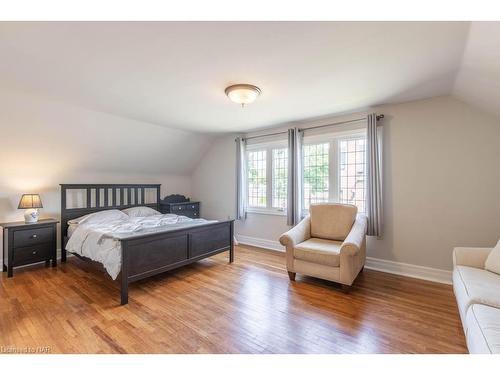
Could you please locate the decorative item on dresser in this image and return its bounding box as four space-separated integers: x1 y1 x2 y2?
1 218 58 278
160 194 200 218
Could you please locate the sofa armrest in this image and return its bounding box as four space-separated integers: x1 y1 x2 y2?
453 247 492 269
341 214 368 256
279 216 311 248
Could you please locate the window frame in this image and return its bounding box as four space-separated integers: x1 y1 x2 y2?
246 140 288 216
301 128 367 216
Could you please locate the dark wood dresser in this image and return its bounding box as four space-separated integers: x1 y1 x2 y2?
1 218 58 277
159 194 200 219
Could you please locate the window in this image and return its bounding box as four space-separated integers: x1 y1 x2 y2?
302 132 366 214
247 150 267 208
303 143 329 210
244 131 366 216
246 143 288 214
272 148 288 210
339 138 366 213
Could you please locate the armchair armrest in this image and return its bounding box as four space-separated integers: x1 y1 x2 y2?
452 247 492 269
279 216 311 248
341 214 368 256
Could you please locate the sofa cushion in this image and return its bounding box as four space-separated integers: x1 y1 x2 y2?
294 238 343 267
485 239 500 275
453 266 500 323
310 203 357 241
465 304 500 354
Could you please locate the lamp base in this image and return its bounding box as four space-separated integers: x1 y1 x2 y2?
24 209 39 223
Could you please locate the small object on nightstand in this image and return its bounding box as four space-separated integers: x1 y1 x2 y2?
1 218 58 278
18 194 43 223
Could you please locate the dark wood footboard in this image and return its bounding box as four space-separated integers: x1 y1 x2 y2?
119 220 234 305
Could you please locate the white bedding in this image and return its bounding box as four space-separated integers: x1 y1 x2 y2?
67 223 81 238
65 214 216 280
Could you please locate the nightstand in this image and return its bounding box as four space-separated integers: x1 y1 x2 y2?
1 219 58 278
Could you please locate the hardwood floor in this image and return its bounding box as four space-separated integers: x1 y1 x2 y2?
0 245 467 354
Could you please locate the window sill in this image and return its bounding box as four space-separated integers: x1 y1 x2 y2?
246 208 287 217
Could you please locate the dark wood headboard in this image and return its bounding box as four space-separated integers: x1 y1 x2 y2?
60 184 161 246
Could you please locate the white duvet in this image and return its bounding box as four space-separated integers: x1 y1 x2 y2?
65 214 216 280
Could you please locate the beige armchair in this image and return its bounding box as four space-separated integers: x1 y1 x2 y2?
279 203 367 288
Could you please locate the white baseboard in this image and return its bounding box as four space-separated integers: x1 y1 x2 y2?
237 234 285 252
236 234 452 285
365 257 452 284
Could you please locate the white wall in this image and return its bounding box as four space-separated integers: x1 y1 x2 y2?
0 90 197 254
191 96 500 271
191 135 237 221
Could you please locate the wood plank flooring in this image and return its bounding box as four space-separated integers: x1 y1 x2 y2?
0 245 467 353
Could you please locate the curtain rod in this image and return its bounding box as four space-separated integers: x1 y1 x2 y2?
298 114 384 133
241 130 289 142
238 114 384 142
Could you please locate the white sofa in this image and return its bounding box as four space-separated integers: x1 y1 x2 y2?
453 247 500 353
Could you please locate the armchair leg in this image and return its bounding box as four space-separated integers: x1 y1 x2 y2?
287 271 296 281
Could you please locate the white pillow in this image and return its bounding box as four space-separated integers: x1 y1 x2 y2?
122 206 161 218
68 209 129 225
485 239 500 275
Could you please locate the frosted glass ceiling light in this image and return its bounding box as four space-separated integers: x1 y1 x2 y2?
225 84 261 106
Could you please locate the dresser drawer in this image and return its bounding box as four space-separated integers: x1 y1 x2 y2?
184 210 199 218
13 243 52 266
185 203 199 211
13 226 54 248
171 204 186 212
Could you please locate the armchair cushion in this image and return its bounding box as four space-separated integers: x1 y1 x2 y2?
310 203 357 241
294 238 343 267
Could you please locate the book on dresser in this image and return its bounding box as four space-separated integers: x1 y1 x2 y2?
159 194 200 219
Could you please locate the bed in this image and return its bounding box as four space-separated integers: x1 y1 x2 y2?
60 184 234 305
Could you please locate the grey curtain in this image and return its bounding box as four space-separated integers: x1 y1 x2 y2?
286 129 295 225
235 137 247 220
288 128 303 226
366 113 383 237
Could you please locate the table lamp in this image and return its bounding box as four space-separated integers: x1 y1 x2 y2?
18 194 43 223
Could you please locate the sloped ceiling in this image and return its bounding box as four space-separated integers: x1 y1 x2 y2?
0 21 475 134
0 89 213 176
453 22 500 118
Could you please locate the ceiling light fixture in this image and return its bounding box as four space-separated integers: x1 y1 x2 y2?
225 84 261 107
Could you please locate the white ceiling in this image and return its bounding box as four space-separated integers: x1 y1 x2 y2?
0 21 478 133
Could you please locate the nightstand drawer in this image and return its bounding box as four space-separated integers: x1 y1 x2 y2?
13 226 54 248
13 244 52 266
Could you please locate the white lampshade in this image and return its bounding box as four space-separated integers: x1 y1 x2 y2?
225 84 261 106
